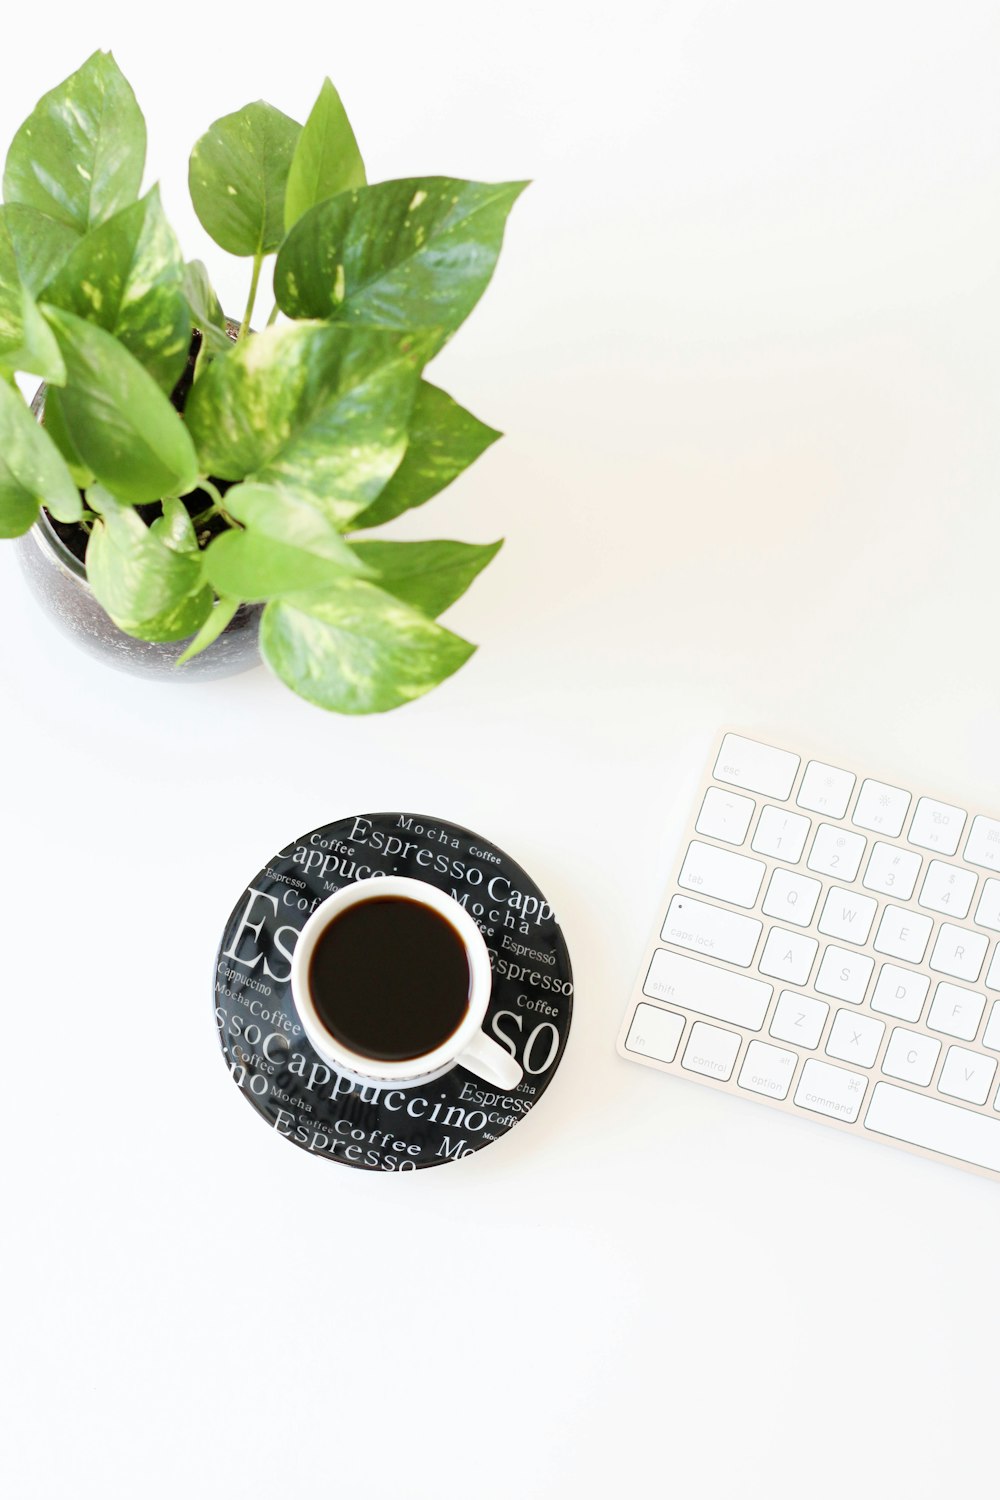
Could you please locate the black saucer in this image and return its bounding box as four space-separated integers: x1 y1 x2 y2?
214 813 573 1170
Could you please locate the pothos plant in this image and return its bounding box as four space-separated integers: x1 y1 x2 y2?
0 51 524 711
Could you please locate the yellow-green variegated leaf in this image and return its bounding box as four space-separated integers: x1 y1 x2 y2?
274 177 527 344
85 486 211 641
0 203 80 294
0 379 81 536
260 576 474 714
284 78 365 232
352 381 499 529
182 261 233 353
0 213 66 382
202 481 369 600
3 51 146 234
42 187 191 392
42 306 199 504
189 101 301 257
348 538 502 619
185 321 423 527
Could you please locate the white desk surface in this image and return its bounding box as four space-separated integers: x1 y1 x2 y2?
3 4 999 1496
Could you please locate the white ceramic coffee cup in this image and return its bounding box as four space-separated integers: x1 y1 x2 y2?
290 876 523 1090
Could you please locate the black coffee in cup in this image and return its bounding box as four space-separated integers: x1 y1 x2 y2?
307 896 472 1062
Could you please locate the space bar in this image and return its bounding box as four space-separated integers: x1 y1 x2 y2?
865 1083 1000 1173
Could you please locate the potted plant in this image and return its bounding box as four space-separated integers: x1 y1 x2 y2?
0 51 524 711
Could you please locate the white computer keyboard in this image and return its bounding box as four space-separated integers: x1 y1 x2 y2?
617 731 1000 1182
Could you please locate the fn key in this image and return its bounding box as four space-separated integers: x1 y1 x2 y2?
624 1004 685 1065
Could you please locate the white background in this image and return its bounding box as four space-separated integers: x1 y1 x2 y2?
2 2 999 1495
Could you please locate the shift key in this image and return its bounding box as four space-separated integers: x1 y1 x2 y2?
644 949 773 1030
661 894 762 967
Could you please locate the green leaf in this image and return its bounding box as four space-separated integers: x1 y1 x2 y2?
3 51 146 233
185 321 423 526
274 177 527 343
0 379 81 536
0 215 66 382
349 538 502 618
150 494 199 553
176 595 241 666
352 381 500 529
183 261 233 353
85 486 211 641
41 305 200 504
260 577 475 713
203 481 369 601
284 78 366 232
0 203 80 294
42 187 191 392
40 388 94 487
189 101 301 257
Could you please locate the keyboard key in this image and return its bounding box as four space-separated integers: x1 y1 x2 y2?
762 868 821 927
758 928 818 986
986 948 1000 991
643 949 773 1029
873 905 932 963
814 945 874 1005
862 841 921 900
938 1046 997 1106
870 964 930 1022
965 815 1000 873
625 1003 685 1063
661 895 762 967
817 886 877 945
682 1021 742 1081
796 761 856 819
881 1027 940 1086
983 1001 1000 1050
929 923 988 983
679 841 766 909
807 823 866 881
908 797 967 857
751 805 810 862
926 982 986 1042
852 779 910 838
738 1040 797 1099
917 860 976 919
714 734 799 799
695 787 756 846
865 1082 1000 1172
795 1059 868 1122
973 879 1000 932
769 991 829 1049
826 1009 885 1068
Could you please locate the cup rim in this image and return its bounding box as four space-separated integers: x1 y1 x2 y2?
290 875 493 1082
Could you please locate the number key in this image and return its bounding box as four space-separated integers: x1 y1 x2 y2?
862 841 921 900
751 805 810 862
807 823 866 881
918 860 977 919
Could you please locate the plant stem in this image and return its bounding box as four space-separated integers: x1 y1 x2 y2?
200 478 226 508
197 476 238 528
238 250 264 340
266 300 280 327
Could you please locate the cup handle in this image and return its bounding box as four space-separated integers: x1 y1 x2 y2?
456 1029 523 1090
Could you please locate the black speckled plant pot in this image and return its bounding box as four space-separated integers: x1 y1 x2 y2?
16 511 263 681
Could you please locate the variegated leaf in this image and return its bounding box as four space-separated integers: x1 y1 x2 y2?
43 187 191 392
